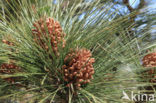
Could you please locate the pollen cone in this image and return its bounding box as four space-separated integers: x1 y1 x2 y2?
62 48 95 89
32 17 66 55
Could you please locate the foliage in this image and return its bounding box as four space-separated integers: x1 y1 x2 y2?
0 0 155 103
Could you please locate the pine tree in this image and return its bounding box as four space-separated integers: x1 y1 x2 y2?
0 0 155 103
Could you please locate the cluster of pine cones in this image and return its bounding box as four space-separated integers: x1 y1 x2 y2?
32 17 66 55
1 17 95 90
142 52 156 83
0 63 21 83
32 17 95 89
1 38 19 83
142 53 156 67
62 48 95 89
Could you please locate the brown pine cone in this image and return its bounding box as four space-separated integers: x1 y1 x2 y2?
0 63 21 83
32 17 66 55
62 48 95 89
142 52 156 83
142 53 156 67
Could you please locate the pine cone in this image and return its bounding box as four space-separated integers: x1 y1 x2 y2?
142 53 156 83
32 17 66 55
62 48 95 89
0 63 21 83
142 53 156 67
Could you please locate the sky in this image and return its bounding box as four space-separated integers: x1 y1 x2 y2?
130 0 156 9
